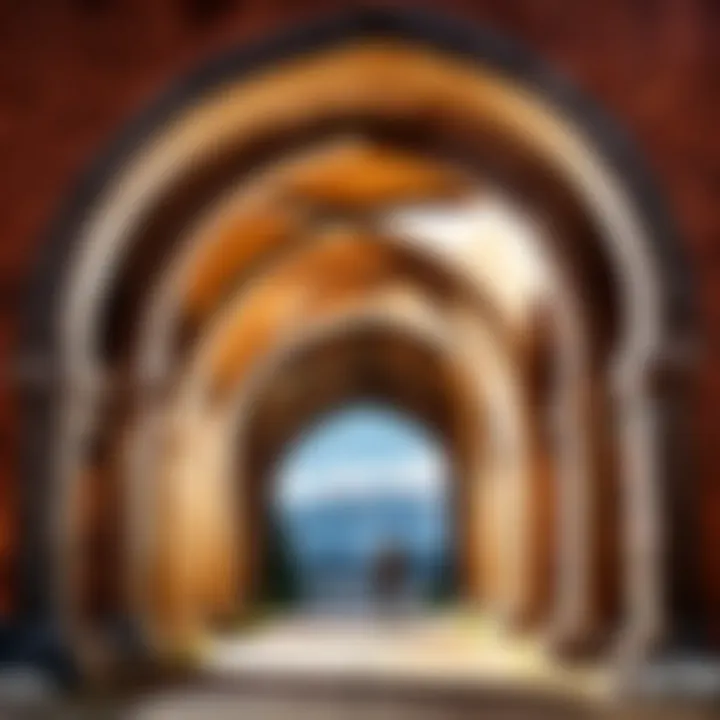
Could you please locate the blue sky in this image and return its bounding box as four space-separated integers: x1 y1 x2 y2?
271 403 453 595
273 403 450 510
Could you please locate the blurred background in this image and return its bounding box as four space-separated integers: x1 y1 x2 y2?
0 2 718 716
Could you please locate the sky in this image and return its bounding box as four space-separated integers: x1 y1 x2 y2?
273 403 450 510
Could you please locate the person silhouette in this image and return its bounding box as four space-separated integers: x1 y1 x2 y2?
371 538 409 618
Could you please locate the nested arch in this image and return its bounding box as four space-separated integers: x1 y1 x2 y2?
133 204 564 641
234 324 479 612
22 7 699 667
145 282 528 637
188 313 518 637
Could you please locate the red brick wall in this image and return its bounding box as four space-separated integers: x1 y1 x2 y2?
0 0 717 633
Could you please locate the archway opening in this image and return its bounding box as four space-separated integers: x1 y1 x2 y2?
265 402 456 615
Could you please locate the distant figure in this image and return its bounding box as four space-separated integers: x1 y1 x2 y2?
371 539 409 616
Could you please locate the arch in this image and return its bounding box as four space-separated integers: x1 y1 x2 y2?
148 306 529 645
20 7 699 667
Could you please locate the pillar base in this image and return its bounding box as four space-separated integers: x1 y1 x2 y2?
544 616 611 659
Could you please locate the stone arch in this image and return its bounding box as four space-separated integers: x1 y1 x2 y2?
20 7 699 667
151 307 526 646
138 251 528 638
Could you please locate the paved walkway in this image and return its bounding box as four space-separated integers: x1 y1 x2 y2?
1 612 716 718
202 610 611 699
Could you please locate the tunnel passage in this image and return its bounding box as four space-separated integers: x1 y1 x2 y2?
21 9 699 670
